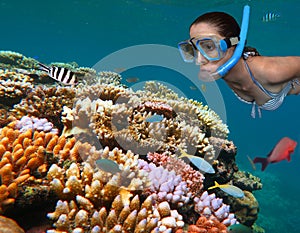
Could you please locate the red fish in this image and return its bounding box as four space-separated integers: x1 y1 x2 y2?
253 137 297 171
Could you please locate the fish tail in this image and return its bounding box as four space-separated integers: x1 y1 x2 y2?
208 181 219 190
253 157 269 171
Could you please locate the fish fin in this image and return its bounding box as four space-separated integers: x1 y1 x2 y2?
287 155 291 162
253 157 269 171
38 62 50 72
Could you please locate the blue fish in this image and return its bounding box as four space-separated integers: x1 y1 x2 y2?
145 114 164 123
96 159 121 174
179 149 215 174
208 181 245 198
262 12 280 22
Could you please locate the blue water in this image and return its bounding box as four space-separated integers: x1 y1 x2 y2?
1 0 299 232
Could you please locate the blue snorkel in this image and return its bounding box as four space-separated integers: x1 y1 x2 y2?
212 5 250 78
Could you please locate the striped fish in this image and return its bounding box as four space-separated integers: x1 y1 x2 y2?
38 62 78 85
262 12 280 22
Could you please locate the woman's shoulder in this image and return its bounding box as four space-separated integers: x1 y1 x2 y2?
249 56 300 85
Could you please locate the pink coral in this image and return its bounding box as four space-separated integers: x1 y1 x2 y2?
147 152 205 196
136 101 176 119
138 159 191 207
194 191 237 226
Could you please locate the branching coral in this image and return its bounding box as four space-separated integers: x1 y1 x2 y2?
47 194 184 233
0 124 79 213
12 86 76 128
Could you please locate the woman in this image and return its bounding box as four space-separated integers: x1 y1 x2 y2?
178 11 300 118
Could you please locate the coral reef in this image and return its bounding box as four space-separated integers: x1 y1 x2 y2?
0 51 262 232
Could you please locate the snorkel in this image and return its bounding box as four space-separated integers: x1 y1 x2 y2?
211 5 250 79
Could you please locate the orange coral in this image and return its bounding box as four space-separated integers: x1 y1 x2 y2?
175 216 227 233
0 124 80 213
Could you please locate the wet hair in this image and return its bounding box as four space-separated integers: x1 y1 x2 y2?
190 11 260 59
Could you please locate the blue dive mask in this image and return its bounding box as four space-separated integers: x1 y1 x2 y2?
178 36 239 62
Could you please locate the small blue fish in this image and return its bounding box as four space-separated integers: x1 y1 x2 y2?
179 149 215 174
227 223 254 233
96 159 121 174
208 181 245 198
145 114 164 123
262 12 280 22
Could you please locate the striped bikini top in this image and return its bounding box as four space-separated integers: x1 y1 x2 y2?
234 60 300 118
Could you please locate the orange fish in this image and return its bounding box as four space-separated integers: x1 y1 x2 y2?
253 137 297 171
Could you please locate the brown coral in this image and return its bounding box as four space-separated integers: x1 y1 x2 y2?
12 86 76 129
47 194 184 232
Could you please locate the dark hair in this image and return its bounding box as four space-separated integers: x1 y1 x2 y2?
190 11 260 59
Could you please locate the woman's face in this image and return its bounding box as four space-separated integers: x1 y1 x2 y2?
190 22 234 81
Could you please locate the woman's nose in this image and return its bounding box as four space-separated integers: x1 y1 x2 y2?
195 51 208 65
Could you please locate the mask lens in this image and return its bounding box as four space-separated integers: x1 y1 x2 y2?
178 41 195 62
194 37 225 61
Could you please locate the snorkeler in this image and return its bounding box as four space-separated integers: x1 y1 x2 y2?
178 5 300 118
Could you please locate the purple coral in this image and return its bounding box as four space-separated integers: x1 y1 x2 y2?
194 191 237 226
15 116 59 134
138 159 191 207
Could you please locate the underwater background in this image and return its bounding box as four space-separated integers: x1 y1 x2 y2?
1 0 299 232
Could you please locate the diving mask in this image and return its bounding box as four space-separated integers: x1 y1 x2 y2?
178 36 239 63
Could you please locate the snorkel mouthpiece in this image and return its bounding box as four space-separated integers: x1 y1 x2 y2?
212 5 250 78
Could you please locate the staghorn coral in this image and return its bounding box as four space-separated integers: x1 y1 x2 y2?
47 194 184 233
147 152 205 197
193 191 237 226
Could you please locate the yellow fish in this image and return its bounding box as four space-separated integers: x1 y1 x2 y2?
201 84 206 92
208 181 244 198
179 149 215 174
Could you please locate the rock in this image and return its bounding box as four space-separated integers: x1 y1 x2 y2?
0 216 25 233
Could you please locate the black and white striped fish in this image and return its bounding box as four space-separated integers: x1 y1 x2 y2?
262 12 280 22
38 62 78 85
